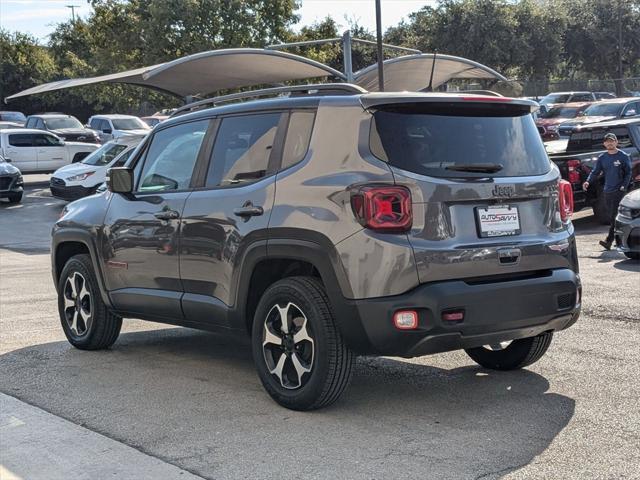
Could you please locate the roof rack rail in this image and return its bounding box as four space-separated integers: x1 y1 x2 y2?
171 83 367 117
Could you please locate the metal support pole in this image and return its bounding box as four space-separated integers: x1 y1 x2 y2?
375 0 384 91
342 31 354 83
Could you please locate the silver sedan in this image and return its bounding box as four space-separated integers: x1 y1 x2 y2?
615 189 640 260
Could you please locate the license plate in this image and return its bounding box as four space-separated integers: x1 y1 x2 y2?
476 206 521 238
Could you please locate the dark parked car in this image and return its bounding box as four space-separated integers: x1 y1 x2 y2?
52 85 580 410
615 189 640 260
536 102 592 141
0 111 26 125
547 118 640 223
25 114 101 144
0 154 24 203
557 98 640 138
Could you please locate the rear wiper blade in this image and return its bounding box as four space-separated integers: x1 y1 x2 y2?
445 163 504 173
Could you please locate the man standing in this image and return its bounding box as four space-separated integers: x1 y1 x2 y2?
583 132 632 250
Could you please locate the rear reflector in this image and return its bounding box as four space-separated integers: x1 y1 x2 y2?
442 310 464 322
393 310 418 330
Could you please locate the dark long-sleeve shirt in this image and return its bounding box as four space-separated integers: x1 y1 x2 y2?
586 150 632 192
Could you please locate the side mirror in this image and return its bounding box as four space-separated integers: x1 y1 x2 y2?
103 128 113 134
107 167 134 194
623 110 637 117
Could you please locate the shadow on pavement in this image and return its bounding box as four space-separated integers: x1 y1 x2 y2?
0 327 575 479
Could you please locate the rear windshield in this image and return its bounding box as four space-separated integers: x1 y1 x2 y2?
567 126 634 153
111 118 149 130
82 142 128 166
541 94 570 104
583 103 623 116
45 117 83 129
540 106 582 119
0 112 26 122
370 103 551 178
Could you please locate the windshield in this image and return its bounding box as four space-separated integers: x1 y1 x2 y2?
45 117 83 130
370 104 550 178
82 142 128 166
541 94 570 105
0 112 26 122
582 103 624 117
539 106 582 119
111 118 149 130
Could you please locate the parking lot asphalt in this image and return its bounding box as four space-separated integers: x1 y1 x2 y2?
0 176 638 480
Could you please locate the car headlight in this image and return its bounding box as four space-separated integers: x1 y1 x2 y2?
16 174 23 184
67 171 96 182
619 205 640 219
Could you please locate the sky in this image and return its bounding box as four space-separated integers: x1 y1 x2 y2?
0 0 435 43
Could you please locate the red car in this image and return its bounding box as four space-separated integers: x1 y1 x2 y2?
536 102 592 141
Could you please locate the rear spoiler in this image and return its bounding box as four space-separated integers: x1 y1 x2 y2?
360 93 538 112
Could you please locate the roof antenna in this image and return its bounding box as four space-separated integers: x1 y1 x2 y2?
426 51 437 92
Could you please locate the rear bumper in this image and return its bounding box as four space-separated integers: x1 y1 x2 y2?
337 268 581 357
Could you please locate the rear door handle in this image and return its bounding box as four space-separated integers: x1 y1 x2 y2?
233 205 264 218
154 210 180 220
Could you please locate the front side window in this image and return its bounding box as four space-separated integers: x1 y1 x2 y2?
138 120 209 192
25 118 37 128
8 134 33 147
570 93 594 102
206 113 281 187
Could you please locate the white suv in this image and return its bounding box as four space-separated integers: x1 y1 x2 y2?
50 135 145 201
87 115 150 143
0 129 99 173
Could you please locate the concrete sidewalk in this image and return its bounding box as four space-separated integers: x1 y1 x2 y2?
0 393 203 480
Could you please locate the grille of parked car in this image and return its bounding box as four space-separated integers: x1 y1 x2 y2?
629 228 640 249
0 177 14 190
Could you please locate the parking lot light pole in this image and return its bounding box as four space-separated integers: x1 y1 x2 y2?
375 0 385 91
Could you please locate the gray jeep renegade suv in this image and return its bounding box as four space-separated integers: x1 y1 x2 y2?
52 85 581 410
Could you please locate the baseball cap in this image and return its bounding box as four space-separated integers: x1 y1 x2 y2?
604 133 617 141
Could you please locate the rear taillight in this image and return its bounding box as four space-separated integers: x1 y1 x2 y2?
558 180 574 222
350 185 412 232
567 159 581 184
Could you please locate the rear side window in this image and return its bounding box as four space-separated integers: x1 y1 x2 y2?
370 103 550 178
25 118 37 128
138 120 209 192
8 134 33 147
206 113 281 187
281 111 315 170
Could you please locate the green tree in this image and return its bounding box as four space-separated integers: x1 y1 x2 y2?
0 30 57 113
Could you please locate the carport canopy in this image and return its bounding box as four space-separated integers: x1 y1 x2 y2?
4 49 346 102
354 53 508 92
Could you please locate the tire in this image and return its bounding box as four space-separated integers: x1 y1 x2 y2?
592 194 609 225
464 332 553 371
57 254 122 350
624 252 640 261
7 193 22 203
251 276 353 411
